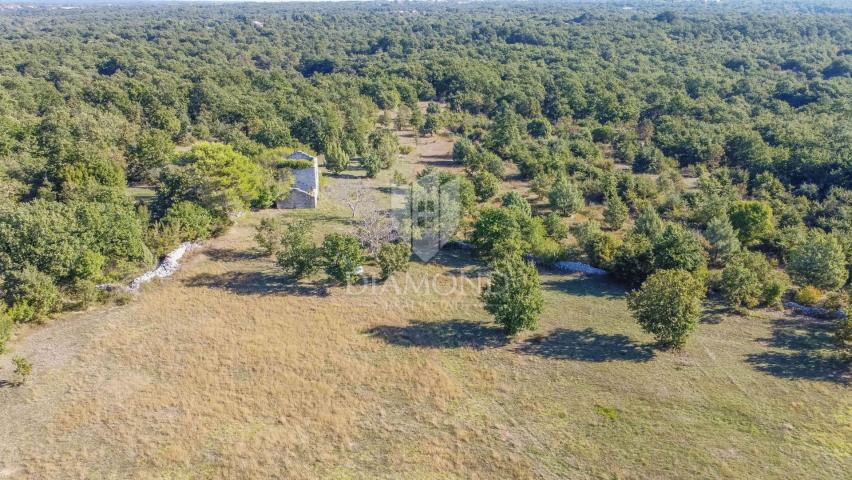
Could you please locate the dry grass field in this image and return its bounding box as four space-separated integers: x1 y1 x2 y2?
1 132 850 479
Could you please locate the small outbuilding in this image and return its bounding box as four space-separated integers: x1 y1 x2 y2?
276 151 319 209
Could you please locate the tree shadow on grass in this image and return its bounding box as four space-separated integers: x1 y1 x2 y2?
365 319 509 349
204 248 265 263
542 277 626 300
745 316 850 384
183 271 331 297
516 328 655 362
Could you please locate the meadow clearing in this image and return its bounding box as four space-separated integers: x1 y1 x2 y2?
0 132 849 479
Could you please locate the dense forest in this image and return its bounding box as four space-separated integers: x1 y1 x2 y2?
0 1 850 351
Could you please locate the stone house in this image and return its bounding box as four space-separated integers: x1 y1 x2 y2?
276 151 319 209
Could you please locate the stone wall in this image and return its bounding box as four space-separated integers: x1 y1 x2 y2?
276 188 317 209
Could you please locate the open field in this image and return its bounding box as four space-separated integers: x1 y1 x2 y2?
1 158 850 478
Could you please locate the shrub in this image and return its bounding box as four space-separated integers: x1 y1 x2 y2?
628 269 704 348
471 170 500 201
324 141 349 175
786 230 848 291
68 278 101 310
501 191 532 217
729 200 774 245
276 220 321 279
603 194 628 230
12 356 32 385
794 285 822 306
548 175 584 216
543 212 569 240
572 221 618 268
611 234 656 285
720 251 786 309
0 309 11 353
704 215 741 266
481 256 543 335
322 233 364 285
823 291 849 312
161 200 215 241
652 223 707 273
254 217 283 256
377 242 411 280
360 153 382 178
3 266 62 324
471 207 523 261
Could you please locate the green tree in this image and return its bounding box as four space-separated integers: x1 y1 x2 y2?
548 175 584 216
159 142 270 218
127 129 174 184
377 242 410 280
720 251 787 309
160 201 215 241
786 230 848 291
276 220 321 279
472 170 500 201
729 200 774 245
254 217 282 256
704 215 741 266
603 194 628 230
321 233 364 285
501 191 532 217
471 207 523 261
481 256 543 335
324 140 349 175
628 269 703 348
3 265 62 324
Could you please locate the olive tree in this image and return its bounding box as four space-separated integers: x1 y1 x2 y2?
321 233 364 285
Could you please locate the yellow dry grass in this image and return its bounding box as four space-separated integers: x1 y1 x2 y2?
0 136 849 479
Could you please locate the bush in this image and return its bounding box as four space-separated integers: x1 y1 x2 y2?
603 194 628 230
720 251 786 309
0 309 11 353
360 153 382 178
377 242 411 280
628 269 704 348
471 170 500 201
729 200 774 245
543 212 569 240
161 201 215 241
481 256 544 335
254 217 282 256
13 356 32 385
704 215 741 266
794 285 822 306
548 175 584 216
3 266 62 324
786 230 848 291
322 233 364 285
471 207 523 261
276 220 321 279
501 191 532 217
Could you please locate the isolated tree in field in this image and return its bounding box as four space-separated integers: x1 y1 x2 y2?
729 200 774 245
704 214 740 266
276 220 321 279
628 269 703 348
603 193 628 230
321 233 364 285
377 242 411 280
548 175 584 216
324 140 349 175
786 230 848 291
481 256 543 335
